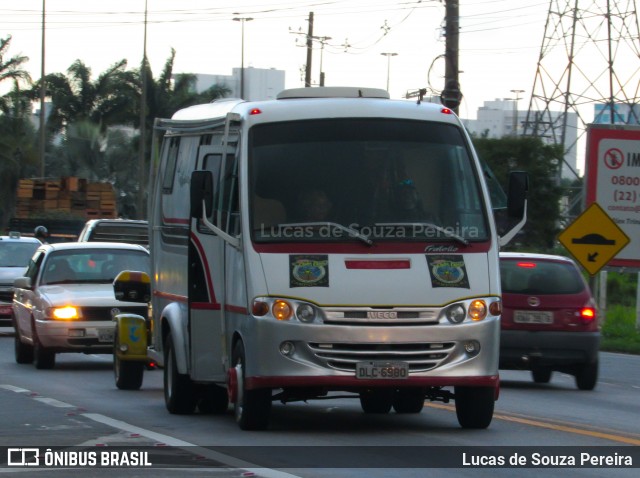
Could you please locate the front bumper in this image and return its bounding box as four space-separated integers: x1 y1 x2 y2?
0 301 13 327
237 315 500 391
35 319 114 353
499 329 600 369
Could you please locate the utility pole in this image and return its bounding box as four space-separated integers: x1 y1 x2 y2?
441 0 462 113
305 12 314 87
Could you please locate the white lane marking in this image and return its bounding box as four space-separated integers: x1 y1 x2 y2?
82 413 195 447
82 413 301 478
2 385 300 477
0 384 31 393
33 397 75 408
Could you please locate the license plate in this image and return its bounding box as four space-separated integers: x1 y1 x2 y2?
514 310 553 324
98 328 115 343
356 361 409 379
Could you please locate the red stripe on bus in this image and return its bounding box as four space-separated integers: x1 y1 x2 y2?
345 260 410 269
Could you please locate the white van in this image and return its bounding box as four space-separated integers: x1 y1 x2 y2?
120 87 527 430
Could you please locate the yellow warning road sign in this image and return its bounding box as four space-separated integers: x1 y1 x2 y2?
558 202 630 275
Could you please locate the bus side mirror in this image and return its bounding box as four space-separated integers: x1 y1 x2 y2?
507 171 529 219
190 170 214 219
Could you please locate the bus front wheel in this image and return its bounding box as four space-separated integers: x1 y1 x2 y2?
164 332 196 414
232 341 271 430
454 386 494 429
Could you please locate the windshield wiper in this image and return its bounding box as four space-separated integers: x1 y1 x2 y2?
274 222 374 246
374 222 469 246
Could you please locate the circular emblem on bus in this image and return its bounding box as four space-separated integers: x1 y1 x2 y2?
110 308 121 319
431 263 465 284
292 263 326 284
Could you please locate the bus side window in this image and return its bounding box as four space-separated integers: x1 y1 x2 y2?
203 153 222 227
220 153 240 236
162 137 180 194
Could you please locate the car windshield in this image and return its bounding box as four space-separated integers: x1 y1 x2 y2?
41 249 150 285
249 118 489 243
500 258 586 295
0 242 39 267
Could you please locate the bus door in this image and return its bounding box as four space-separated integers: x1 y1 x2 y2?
188 136 237 382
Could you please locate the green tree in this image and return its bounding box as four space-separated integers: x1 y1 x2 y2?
0 35 32 113
0 35 36 229
473 136 564 251
31 59 139 137
145 48 230 123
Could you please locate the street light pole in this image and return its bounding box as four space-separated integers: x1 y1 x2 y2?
380 52 398 92
316 36 331 86
510 89 525 136
39 0 46 177
137 0 148 220
233 16 253 99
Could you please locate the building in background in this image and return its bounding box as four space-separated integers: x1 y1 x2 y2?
194 67 285 101
464 98 579 179
593 103 640 125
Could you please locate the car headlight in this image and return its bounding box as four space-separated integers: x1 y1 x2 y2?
49 306 82 320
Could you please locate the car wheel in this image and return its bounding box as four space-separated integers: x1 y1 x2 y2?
359 389 394 414
531 367 552 384
14 319 34 364
455 386 495 429
392 388 425 414
33 329 55 370
232 341 271 430
575 360 598 391
163 332 196 414
196 384 229 414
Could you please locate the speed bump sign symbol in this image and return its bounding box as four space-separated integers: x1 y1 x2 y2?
558 202 630 275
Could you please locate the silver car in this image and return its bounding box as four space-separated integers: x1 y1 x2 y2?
12 242 150 369
0 232 41 328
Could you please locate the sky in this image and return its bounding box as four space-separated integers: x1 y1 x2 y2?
0 0 552 120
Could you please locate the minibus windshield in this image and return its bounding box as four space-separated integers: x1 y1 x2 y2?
249 118 489 243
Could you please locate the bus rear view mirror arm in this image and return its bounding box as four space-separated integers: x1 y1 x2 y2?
499 171 529 247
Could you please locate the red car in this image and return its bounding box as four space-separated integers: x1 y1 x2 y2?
499 252 600 390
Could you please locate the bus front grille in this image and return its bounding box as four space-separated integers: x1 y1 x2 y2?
307 341 455 373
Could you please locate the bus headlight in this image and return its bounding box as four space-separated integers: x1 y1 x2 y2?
296 304 317 323
446 304 466 324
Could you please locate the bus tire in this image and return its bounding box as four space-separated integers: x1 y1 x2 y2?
232 341 271 430
454 386 494 429
164 332 196 414
359 389 394 414
392 388 425 414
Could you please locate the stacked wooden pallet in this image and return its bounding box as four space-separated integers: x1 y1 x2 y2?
15 177 117 219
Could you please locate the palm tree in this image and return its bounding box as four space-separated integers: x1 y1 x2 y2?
0 35 35 229
31 59 139 137
0 35 32 114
